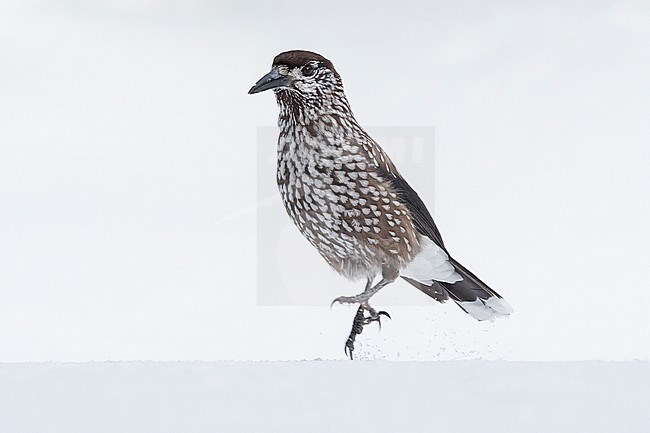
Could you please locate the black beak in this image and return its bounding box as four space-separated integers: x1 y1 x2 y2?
248 67 291 94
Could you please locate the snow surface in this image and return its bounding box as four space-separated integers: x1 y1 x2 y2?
1 361 648 433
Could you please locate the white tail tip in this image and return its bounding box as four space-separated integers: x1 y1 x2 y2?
459 296 514 321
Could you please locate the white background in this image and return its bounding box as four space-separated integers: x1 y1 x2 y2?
1 0 649 361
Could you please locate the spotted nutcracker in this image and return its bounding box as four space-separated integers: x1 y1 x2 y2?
249 50 512 358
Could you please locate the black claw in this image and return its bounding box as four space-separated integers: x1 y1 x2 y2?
375 311 391 330
361 310 391 327
344 340 354 360
378 311 391 320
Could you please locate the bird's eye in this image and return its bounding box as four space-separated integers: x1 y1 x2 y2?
302 65 316 77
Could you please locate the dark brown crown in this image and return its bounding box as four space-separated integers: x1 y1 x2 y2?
272 50 339 78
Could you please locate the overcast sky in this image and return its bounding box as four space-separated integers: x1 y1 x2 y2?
0 0 649 361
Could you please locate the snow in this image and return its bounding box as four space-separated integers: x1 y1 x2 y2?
1 361 648 433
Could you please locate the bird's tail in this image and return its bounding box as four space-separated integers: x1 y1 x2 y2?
403 258 513 321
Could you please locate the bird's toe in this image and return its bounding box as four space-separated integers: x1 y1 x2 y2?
331 295 357 306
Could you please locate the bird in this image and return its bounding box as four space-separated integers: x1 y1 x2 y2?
248 50 512 358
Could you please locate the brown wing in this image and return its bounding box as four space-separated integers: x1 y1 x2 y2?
375 165 446 251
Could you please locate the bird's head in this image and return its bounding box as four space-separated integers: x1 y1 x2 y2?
248 50 347 113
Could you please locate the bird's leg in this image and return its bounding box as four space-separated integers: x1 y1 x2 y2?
332 268 399 306
344 302 392 359
340 279 375 359
337 269 398 359
344 305 366 359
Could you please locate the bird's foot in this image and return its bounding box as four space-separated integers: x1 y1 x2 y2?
331 292 373 306
343 303 391 360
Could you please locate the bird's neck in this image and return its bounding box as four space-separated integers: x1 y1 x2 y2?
274 89 358 135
